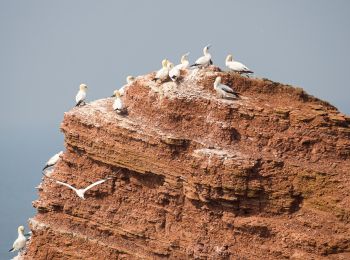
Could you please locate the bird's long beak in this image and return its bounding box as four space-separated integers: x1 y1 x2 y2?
206 44 211 49
111 94 115 97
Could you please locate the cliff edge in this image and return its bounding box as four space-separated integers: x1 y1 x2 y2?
25 67 350 259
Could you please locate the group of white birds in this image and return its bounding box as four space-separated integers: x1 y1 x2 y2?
9 45 253 255
74 44 253 113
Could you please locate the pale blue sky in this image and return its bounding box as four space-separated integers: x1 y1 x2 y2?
0 1 349 258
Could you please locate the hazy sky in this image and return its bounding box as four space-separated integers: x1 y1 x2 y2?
0 1 349 258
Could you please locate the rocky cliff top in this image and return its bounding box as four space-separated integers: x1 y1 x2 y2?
25 67 350 259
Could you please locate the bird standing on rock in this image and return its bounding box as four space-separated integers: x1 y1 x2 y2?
42 151 63 171
225 54 253 75
9 226 27 253
112 90 126 114
75 83 88 107
119 75 135 96
153 59 170 82
176 52 190 70
168 62 180 82
190 45 212 68
213 76 239 99
169 52 190 82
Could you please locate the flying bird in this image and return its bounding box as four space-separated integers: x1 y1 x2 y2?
225 54 253 74
9 226 27 253
55 178 112 200
42 151 63 171
153 59 170 82
168 62 180 82
119 75 135 96
190 45 212 68
75 83 88 107
213 76 239 99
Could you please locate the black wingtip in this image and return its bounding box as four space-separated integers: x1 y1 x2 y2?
75 100 84 107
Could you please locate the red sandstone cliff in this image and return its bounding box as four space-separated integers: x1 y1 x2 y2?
24 67 349 259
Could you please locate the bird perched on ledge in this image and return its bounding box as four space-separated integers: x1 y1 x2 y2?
42 151 63 171
153 59 170 82
176 52 190 70
190 45 212 68
213 76 239 99
168 62 180 82
75 83 88 106
119 75 135 96
111 90 126 114
225 54 253 75
9 226 27 253
169 52 190 82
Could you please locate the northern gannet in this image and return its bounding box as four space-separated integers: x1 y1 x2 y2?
9 226 26 253
190 45 212 68
213 76 239 99
111 90 126 114
168 62 180 82
75 83 88 107
176 52 190 70
119 75 135 96
169 52 190 81
153 59 169 82
225 54 253 74
42 151 63 171
55 177 112 199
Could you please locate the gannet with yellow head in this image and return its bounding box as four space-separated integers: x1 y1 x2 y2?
75 83 88 107
119 75 136 96
225 54 253 74
111 90 126 114
153 59 170 82
176 52 190 70
213 76 239 99
9 226 27 253
190 45 212 68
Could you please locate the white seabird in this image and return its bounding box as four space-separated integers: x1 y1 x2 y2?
55 178 112 199
111 90 126 114
119 75 135 96
43 151 63 171
75 83 88 107
169 52 190 82
153 59 169 82
190 45 212 68
213 76 239 99
225 54 253 74
176 52 190 70
9 226 27 253
168 62 180 82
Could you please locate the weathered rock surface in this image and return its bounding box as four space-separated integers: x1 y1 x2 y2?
24 67 350 259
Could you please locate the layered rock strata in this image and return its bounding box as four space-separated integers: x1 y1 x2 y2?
25 67 350 259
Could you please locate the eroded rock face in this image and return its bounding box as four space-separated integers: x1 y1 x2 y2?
25 67 350 259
